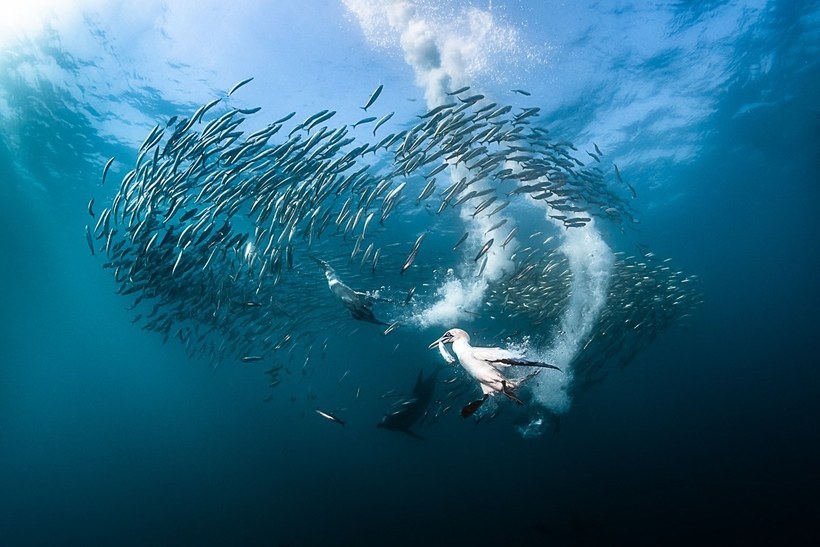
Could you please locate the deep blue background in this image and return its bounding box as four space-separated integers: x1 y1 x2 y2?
1 1 818 545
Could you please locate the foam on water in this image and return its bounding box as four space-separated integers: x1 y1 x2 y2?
343 0 547 105
414 270 487 328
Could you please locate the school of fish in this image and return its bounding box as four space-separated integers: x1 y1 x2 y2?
85 80 700 428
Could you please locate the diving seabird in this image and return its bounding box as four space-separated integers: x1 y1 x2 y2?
313 256 387 325
429 328 561 418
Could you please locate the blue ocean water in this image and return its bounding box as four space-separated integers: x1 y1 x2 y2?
1 1 818 545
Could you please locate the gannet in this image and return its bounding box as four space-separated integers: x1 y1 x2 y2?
313 256 387 324
428 328 561 418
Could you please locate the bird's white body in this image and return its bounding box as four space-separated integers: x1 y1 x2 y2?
450 334 514 395
313 257 384 324
429 328 560 417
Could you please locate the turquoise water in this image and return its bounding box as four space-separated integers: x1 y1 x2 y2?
1 1 818 545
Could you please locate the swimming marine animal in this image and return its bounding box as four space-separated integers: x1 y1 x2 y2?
428 328 561 418
313 256 387 325
377 368 438 439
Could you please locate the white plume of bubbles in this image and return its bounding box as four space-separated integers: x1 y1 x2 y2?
343 0 524 328
342 0 539 107
344 0 614 431
524 215 613 426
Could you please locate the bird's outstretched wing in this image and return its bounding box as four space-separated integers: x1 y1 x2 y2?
493 357 561 371
470 346 519 368
354 290 395 306
472 347 562 371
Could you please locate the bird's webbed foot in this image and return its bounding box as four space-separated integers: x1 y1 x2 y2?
461 394 489 418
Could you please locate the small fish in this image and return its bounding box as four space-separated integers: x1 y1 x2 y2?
361 84 383 111
453 232 469 250
84 225 95 256
352 116 377 128
195 98 221 123
511 89 531 96
474 238 494 262
453 190 477 208
613 163 636 198
458 93 484 104
418 103 456 119
179 208 198 222
438 340 456 364
373 111 394 135
102 157 115 186
316 409 346 426
350 235 362 259
87 198 95 218
306 110 336 132
361 212 375 239
476 255 488 277
172 249 184 276
446 86 470 95
404 286 416 305
401 232 426 275
416 178 436 204
241 355 263 363
501 226 519 249
360 243 375 268
383 321 400 336
273 111 296 124
401 249 418 275
228 77 254 96
485 218 507 234
487 200 510 218
427 163 448 178
472 196 497 217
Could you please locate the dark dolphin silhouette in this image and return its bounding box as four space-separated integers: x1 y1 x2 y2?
377 368 438 439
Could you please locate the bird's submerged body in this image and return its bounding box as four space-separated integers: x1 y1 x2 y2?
314 257 386 324
451 338 511 396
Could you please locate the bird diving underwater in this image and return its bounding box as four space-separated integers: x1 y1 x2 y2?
313 256 390 325
429 328 562 418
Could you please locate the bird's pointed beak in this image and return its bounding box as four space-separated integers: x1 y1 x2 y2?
428 333 449 349
310 255 331 271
